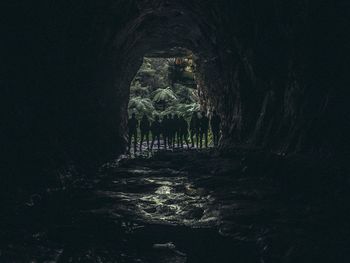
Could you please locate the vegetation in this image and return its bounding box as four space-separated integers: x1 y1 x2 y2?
128 57 199 120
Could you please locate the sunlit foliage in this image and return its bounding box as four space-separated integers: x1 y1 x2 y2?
128 57 200 120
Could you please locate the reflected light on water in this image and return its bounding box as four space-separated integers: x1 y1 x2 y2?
98 174 219 227
155 185 172 195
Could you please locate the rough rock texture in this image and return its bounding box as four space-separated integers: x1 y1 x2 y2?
2 150 349 262
3 1 350 189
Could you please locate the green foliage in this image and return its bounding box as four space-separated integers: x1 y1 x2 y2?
181 71 195 83
173 84 198 104
130 81 150 97
152 87 177 103
128 57 200 121
128 97 155 119
161 102 200 119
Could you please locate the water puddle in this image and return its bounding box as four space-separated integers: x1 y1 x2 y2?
96 173 220 227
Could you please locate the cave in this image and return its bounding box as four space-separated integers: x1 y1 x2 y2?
2 0 350 262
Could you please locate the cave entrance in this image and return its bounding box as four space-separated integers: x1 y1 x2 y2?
128 55 200 120
127 54 207 152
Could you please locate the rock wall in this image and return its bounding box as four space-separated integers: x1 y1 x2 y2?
3 0 349 190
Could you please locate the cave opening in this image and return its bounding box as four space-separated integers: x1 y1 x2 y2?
125 50 221 152
128 55 200 120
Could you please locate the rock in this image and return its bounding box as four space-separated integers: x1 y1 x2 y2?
153 242 187 257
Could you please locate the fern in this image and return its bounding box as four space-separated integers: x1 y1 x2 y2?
173 84 196 103
130 81 151 97
152 87 178 103
160 102 200 119
128 57 200 120
128 97 155 118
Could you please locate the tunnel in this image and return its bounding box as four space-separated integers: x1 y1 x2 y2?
2 0 350 262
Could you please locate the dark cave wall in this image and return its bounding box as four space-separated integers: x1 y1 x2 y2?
2 0 349 191
3 1 134 190
195 0 350 154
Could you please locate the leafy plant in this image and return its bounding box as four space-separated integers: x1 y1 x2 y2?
128 97 156 118
160 102 200 119
173 83 197 104
152 87 178 103
128 57 200 121
130 81 150 97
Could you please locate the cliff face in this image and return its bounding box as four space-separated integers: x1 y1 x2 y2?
3 1 349 188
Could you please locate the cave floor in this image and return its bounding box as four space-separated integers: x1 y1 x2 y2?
1 149 349 262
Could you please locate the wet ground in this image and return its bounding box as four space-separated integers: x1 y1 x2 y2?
1 149 350 262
